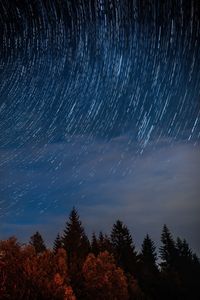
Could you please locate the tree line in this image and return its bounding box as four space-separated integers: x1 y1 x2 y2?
0 208 200 299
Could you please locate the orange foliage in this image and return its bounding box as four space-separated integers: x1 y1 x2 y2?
0 238 76 300
82 251 129 300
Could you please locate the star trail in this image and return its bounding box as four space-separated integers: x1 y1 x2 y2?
0 1 200 251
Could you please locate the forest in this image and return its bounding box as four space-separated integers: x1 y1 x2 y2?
1 208 199 300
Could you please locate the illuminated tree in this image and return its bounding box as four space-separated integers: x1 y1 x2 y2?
82 251 129 300
23 247 76 299
0 237 23 299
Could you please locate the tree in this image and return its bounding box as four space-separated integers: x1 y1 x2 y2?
141 234 157 268
159 225 180 300
23 247 76 300
138 235 159 299
53 233 63 253
62 208 90 297
91 232 113 257
62 208 90 267
98 231 113 254
159 225 178 270
82 251 129 300
91 233 99 256
111 220 137 274
29 231 46 254
0 237 28 299
176 238 200 299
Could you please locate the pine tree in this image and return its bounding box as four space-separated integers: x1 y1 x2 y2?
111 220 137 274
62 208 90 261
62 207 90 294
98 232 113 254
177 238 192 259
53 233 62 253
175 237 200 299
159 224 178 270
30 231 46 254
91 233 99 256
141 234 157 268
138 234 158 299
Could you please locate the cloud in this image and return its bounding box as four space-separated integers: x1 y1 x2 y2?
0 136 200 254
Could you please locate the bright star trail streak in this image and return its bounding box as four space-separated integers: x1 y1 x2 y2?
0 1 200 249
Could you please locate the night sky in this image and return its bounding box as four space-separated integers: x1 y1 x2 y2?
0 0 200 253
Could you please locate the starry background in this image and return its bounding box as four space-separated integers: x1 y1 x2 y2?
0 0 200 252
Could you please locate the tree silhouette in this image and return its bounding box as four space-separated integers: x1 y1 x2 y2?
111 220 137 275
62 207 90 297
159 225 182 299
62 208 90 267
176 237 200 299
138 234 159 299
91 232 99 256
1 218 200 300
98 231 113 254
160 224 178 270
30 231 46 254
53 233 62 253
141 234 157 268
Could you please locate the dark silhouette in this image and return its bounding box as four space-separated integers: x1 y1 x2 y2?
53 233 62 253
111 220 137 275
30 231 46 254
1 210 200 300
138 234 159 300
62 207 90 298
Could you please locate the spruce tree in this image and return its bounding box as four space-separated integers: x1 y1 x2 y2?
98 231 113 254
177 238 192 259
141 234 157 268
111 220 137 274
30 231 46 254
62 208 90 298
91 232 99 256
160 224 178 270
138 234 158 299
62 207 90 271
53 233 62 253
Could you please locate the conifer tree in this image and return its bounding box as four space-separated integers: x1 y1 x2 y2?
53 233 62 253
159 224 178 270
111 220 137 274
138 234 158 299
62 207 90 288
30 231 46 254
62 208 90 259
177 238 192 260
141 234 157 268
91 233 99 256
98 231 113 253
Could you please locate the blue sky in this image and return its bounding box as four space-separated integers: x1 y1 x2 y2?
1 136 199 254
0 0 200 256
